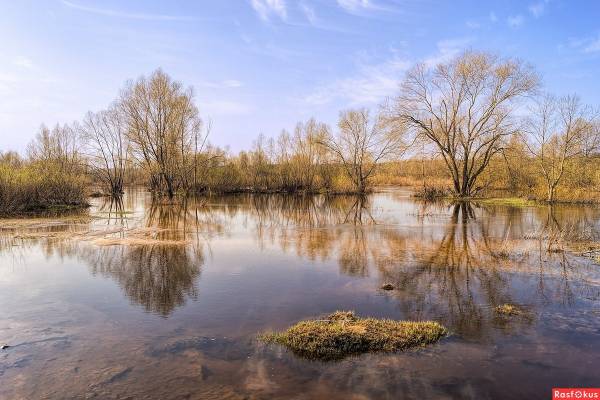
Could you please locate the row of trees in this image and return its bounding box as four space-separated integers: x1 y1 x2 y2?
26 69 403 198
23 69 409 198
3 50 599 206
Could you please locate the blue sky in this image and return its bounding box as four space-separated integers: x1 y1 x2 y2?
1 0 599 153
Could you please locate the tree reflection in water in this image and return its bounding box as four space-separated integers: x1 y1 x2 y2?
1 190 599 324
245 196 597 338
84 197 212 317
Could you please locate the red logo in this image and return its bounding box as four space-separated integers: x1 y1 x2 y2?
553 389 600 399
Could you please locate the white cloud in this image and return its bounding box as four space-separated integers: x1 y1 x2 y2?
222 79 243 88
300 3 317 25
584 37 600 53
337 0 374 12
489 12 498 23
198 80 243 89
303 38 471 107
466 20 480 29
507 14 524 28
61 0 195 21
529 0 548 18
304 55 410 106
564 34 600 54
424 38 471 68
250 0 287 22
13 56 34 70
335 0 393 15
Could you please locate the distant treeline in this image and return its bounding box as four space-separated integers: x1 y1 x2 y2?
1 50 599 214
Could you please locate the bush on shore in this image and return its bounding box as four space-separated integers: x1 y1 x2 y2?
0 160 87 216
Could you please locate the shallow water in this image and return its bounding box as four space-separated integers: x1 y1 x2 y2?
1 188 600 399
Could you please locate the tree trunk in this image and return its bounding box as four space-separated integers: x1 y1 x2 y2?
547 185 555 203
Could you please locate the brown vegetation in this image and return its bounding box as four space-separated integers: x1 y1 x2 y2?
1 50 600 212
260 311 446 360
0 125 87 216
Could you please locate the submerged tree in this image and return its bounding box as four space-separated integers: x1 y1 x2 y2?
121 69 202 198
393 51 539 197
80 107 128 195
320 109 406 193
523 94 596 202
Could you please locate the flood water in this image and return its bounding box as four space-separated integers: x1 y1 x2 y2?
1 188 600 399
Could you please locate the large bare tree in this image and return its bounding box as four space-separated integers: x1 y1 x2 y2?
393 51 539 197
121 69 202 198
321 108 407 193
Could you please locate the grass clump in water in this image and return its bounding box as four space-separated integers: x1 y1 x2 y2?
260 311 447 360
495 303 523 316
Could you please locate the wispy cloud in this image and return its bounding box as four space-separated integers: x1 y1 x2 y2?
304 53 409 106
489 12 498 23
292 2 355 33
300 2 317 25
250 0 287 22
199 80 244 89
564 34 600 54
337 0 374 12
222 79 243 88
336 0 395 16
13 56 34 70
304 38 470 107
507 14 524 28
423 38 471 67
466 20 480 29
529 0 549 18
61 0 196 21
584 36 600 53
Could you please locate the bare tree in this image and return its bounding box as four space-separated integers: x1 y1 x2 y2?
321 108 406 193
121 69 202 199
80 107 128 195
292 118 330 190
523 94 595 202
393 51 539 197
27 123 81 174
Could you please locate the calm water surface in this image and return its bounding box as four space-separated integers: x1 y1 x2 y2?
1 188 600 399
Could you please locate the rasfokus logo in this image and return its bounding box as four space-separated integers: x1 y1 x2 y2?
553 389 600 399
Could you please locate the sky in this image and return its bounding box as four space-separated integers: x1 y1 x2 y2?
1 0 599 154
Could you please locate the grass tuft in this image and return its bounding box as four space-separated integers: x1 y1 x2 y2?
260 311 447 360
494 303 524 316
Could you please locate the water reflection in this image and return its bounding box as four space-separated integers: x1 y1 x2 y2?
84 245 202 316
2 190 600 324
2 189 600 399
89 198 213 316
